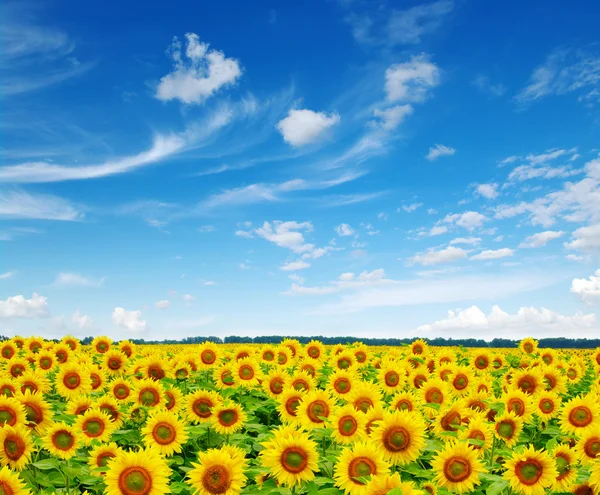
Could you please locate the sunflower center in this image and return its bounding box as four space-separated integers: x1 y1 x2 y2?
239 365 254 380
278 352 288 365
567 368 577 379
413 375 427 388
285 397 300 416
0 480 16 495
98 451 116 467
573 485 594 495
140 389 160 406
193 399 213 418
441 411 461 432
475 357 488 369
91 374 102 389
584 437 600 459
354 398 373 413
384 371 400 387
281 447 309 473
84 419 104 437
508 399 525 416
1 386 15 397
334 378 350 394
63 372 81 390
270 378 284 395
30 343 41 353
39 357 52 370
569 406 592 427
523 343 534 353
544 375 557 390
348 457 376 483
444 456 472 482
97 342 109 352
263 351 274 361
515 459 543 485
153 423 176 444
440 370 452 381
122 346 132 357
109 358 122 370
52 430 75 451
337 358 351 369
115 385 130 399
4 435 25 460
453 375 468 390
165 392 175 410
101 405 119 421
56 351 68 363
518 377 535 393
221 372 234 386
395 400 412 411
202 465 231 494
1 347 14 359
468 431 485 449
425 388 443 404
294 380 309 391
201 350 217 365
148 366 165 380
413 345 423 355
0 408 16 426
10 365 24 377
556 454 570 479
497 420 515 439
218 410 238 427
307 400 329 423
540 399 554 413
308 347 320 358
383 426 410 452
339 416 358 436
119 467 153 495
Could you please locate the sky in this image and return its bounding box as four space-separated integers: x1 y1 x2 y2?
1 0 600 341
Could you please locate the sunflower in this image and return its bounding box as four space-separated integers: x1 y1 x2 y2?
459 414 493 454
431 441 486 494
364 405 385 435
540 365 567 393
462 392 489 416
575 429 600 466
0 395 26 429
164 387 183 413
389 390 422 413
53 343 70 364
133 378 165 408
347 383 383 414
0 379 17 398
110 378 133 403
471 350 492 372
141 408 188 456
534 390 561 421
0 341 17 360
296 390 334 429
420 378 451 416
304 340 325 361
234 357 261 388
189 446 247 495
352 345 369 367
377 361 405 395
212 402 247 435
370 410 426 465
510 368 544 395
433 402 466 440
42 422 80 460
0 423 33 471
276 346 292 367
410 339 428 356
16 390 51 432
7 358 29 379
25 337 43 354
278 388 305 424
259 345 276 364
88 365 107 391
365 473 422 495
76 408 117 446
551 444 578 492
260 431 319 487
282 338 301 359
88 442 123 475
185 390 223 424
591 460 600 492
329 404 367 445
335 351 357 371
213 363 237 390
503 389 535 422
334 441 390 495
91 336 112 354
103 350 128 375
420 481 437 495
503 445 557 495
55 363 91 399
327 369 357 399
95 397 126 427
172 361 192 380
289 370 316 393
560 395 600 436
118 340 135 358
263 370 287 398
494 410 524 447
519 337 538 355
198 342 221 369
299 360 318 378
105 448 171 495
0 465 30 494
447 365 475 397
66 395 93 416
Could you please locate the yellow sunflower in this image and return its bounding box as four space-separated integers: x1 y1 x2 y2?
118 340 136 358
278 388 305 424
590 459 600 492
347 382 383 414
377 361 405 395
139 355 170 381
17 390 51 432
329 404 367 445
133 378 165 408
534 390 561 421
560 395 600 436
91 336 112 354
0 465 30 494
88 365 107 391
141 408 188 456
431 441 486 494
76 408 117 446
25 337 43 354
164 387 183 413
233 357 260 388
335 351 357 371
198 342 221 369
410 339 428 356
551 444 578 492
365 473 422 495
448 365 475 397
0 379 17 398
304 340 325 361
66 395 93 416
88 442 123 475
105 448 171 495
327 369 357 399
389 390 422 413
35 351 55 372
471 350 492 372
503 445 557 495
503 389 535 422
575 428 600 466
433 402 466 440
6 358 29 379
519 337 538 355
42 422 80 460
263 370 287 398
494 410 524 447
458 415 493 454
296 390 335 429
212 402 247 435
189 446 247 495
110 378 134 402
540 365 567 393
0 341 17 360
55 363 92 399
0 423 33 470
370 410 426 465
260 431 318 487
213 363 237 390
334 441 390 495
510 368 544 395
185 390 223 424
420 378 451 416
289 370 316 393
16 369 50 396
172 361 192 380
95 397 126 427
103 350 128 375
364 405 385 435
0 396 26 428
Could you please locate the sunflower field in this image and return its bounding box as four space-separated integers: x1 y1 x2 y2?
0 336 599 495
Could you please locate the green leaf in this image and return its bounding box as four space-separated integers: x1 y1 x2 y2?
485 479 509 495
32 458 61 470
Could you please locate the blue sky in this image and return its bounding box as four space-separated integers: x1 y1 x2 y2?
1 0 600 341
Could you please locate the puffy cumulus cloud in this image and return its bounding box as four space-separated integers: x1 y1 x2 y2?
385 54 441 102
470 248 514 261
416 305 598 339
155 300 171 309
280 260 311 271
571 270 600 306
474 183 499 199
565 223 600 253
443 211 488 231
277 109 340 147
335 223 355 236
409 246 467 266
426 144 455 161
156 33 242 105
112 307 147 332
71 310 94 330
0 293 49 318
519 230 565 248
254 221 314 253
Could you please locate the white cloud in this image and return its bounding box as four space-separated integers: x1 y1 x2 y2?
112 307 147 332
418 225 448 237
372 104 414 130
571 270 600 306
443 211 487 231
289 273 305 284
156 33 242 105
566 254 585 261
280 260 311 271
277 109 340 147
254 221 322 256
183 294 195 302
400 203 423 212
0 293 49 318
474 183 499 199
565 223 600 253
235 230 254 238
417 305 598 339
386 0 454 44
470 248 514 260
0 189 84 220
385 54 441 102
426 144 456 161
53 273 104 288
471 74 506 97
284 269 392 296
409 246 467 266
0 272 15 280
203 281 215 286
519 230 565 248
155 300 171 309
71 310 93 330
450 237 481 245
198 225 217 233
335 223 355 236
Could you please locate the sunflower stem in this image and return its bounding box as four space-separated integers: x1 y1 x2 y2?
207 425 211 448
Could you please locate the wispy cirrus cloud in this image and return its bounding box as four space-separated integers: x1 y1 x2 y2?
0 188 84 221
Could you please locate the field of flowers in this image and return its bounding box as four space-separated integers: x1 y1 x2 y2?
0 336 599 495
